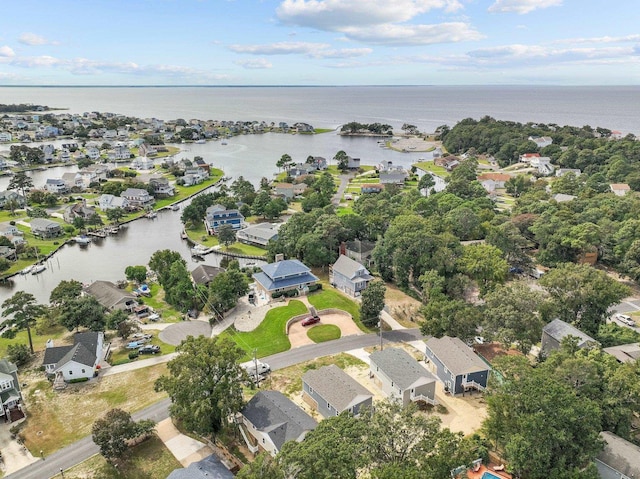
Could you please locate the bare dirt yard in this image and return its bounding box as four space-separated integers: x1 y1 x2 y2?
428 382 488 436
288 313 363 348
384 283 423 328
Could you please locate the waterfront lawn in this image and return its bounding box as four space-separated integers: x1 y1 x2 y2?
185 225 267 257
314 128 335 134
307 288 371 333
307 324 341 343
222 300 307 359
225 242 267 257
413 161 450 178
0 323 67 357
63 435 181 479
21 364 168 455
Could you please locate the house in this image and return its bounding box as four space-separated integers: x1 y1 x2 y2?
343 239 375 266
424 336 490 395
434 156 460 171
302 364 373 418
84 280 138 311
61 172 86 190
552 193 577 203
330 254 373 297
610 183 631 196
138 143 157 157
182 174 203 187
308 156 327 170
166 454 234 479
236 223 279 247
98 194 129 210
63 201 98 224
360 184 384 194
610 130 624 140
45 178 68 194
477 173 511 192
528 136 553 148
369 347 437 406
603 343 640 364
86 146 101 160
555 168 582 177
541 318 598 356
595 431 640 479
0 132 12 142
0 223 22 238
149 176 175 197
379 170 408 185
519 152 540 163
273 183 295 200
42 331 105 382
289 163 317 178
240 390 317 456
530 156 555 175
121 188 154 208
0 358 24 422
253 258 319 298
191 264 224 287
30 218 62 238
378 161 404 172
131 157 155 170
0 246 16 261
0 191 26 208
346 156 360 169
205 204 244 234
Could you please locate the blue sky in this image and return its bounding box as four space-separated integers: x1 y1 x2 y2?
0 0 638 85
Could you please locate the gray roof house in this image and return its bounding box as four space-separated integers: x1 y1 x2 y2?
379 170 408 185
84 280 138 311
166 454 234 479
302 364 373 418
240 390 317 456
121 188 154 208
603 343 640 364
369 347 437 406
596 431 640 479
236 223 279 247
344 239 376 266
253 259 319 298
541 318 598 356
330 254 373 297
0 191 26 208
0 358 24 422
424 336 490 395
42 331 105 382
191 265 224 287
30 218 62 238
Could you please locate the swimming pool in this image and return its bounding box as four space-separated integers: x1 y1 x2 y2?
481 473 502 479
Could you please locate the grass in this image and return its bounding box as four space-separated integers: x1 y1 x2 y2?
0 323 68 357
21 364 169 455
307 324 341 343
185 224 267 257
135 283 183 322
314 128 335 134
412 161 450 178
307 288 372 333
63 435 182 479
221 300 308 359
109 332 177 366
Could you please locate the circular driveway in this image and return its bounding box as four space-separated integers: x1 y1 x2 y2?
159 320 212 346
288 312 363 348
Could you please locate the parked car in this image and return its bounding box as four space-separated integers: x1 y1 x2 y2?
616 314 635 326
243 361 271 378
138 345 161 355
148 313 160 321
301 316 320 327
126 341 144 349
132 333 152 340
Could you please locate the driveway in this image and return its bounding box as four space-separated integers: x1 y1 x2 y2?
0 421 39 476
159 320 212 346
288 312 363 348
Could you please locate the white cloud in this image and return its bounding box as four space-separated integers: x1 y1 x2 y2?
343 22 484 45
18 33 59 46
0 46 15 57
555 34 640 45
229 41 373 59
488 0 562 14
277 0 463 30
312 48 373 58
235 58 273 69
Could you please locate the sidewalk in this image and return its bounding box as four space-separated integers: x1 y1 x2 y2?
381 310 405 330
101 353 177 376
155 418 214 467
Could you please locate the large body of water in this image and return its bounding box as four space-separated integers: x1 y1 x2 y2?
0 85 638 305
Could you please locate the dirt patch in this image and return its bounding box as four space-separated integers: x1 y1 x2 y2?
384 283 422 328
288 313 363 348
474 342 523 363
426 382 488 436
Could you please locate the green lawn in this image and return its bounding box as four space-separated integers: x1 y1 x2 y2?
314 128 335 134
185 225 267 257
413 161 450 178
308 288 372 332
307 324 341 343
221 300 308 359
0 323 67 357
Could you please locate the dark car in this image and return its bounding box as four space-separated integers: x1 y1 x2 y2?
301 316 320 327
138 345 161 355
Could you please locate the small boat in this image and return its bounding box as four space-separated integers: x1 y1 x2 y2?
31 264 46 275
195 139 206 144
171 204 180 211
145 211 158 219
20 265 33 275
73 236 91 246
221 141 228 146
180 230 188 240
191 245 209 257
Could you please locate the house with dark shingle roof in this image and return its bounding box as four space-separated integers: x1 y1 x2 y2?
191 264 224 287
42 331 105 382
253 259 319 299
424 336 490 395
369 347 437 406
330 254 373 297
84 280 138 311
0 358 24 422
541 318 598 356
166 454 234 479
596 431 640 479
240 390 317 456
603 342 640 364
302 364 373 418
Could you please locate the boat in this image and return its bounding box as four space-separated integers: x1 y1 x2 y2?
190 245 209 257
73 236 91 246
171 204 180 211
20 265 33 275
106 226 120 234
221 141 228 145
31 264 46 275
195 139 206 144
145 211 158 219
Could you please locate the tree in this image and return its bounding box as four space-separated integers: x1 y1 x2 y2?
420 297 481 341
418 173 435 193
49 279 83 312
125 265 147 284
334 150 349 171
359 280 385 327
263 198 287 219
276 153 293 172
252 190 271 217
163 261 197 312
92 408 155 463
217 224 236 248
237 453 285 479
155 336 245 436
7 343 31 367
458 244 508 293
106 309 130 331
208 269 249 315
539 263 630 336
59 296 106 332
149 249 185 285
2 291 46 353
7 171 33 203
106 207 125 225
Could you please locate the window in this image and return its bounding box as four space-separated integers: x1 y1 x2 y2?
82 369 85 374
69 371 73 375
327 402 331 410
309 387 313 394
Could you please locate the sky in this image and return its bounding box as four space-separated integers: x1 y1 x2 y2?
0 0 638 86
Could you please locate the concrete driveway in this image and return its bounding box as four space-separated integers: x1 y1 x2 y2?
288 312 363 348
159 320 212 346
0 421 39 475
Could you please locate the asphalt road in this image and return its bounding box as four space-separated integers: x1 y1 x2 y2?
9 329 424 479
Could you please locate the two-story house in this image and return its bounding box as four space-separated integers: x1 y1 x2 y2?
98 194 129 211
204 204 244 234
253 258 319 299
120 188 154 209
0 358 24 422
330 254 373 297
45 178 68 194
30 218 62 238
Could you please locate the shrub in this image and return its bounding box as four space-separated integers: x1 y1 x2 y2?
128 351 139 360
69 377 89 384
1 329 16 339
307 284 323 292
7 344 31 367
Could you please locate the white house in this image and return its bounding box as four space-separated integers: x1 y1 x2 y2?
530 156 555 175
99 194 129 210
0 132 12 143
45 178 68 194
528 136 553 148
610 183 631 196
42 332 105 382
86 147 101 160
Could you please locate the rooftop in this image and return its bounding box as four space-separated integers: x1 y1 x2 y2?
370 347 437 390
542 318 596 347
425 336 490 376
302 364 373 412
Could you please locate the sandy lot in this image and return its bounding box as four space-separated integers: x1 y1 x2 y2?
288 313 363 348
428 381 488 435
391 137 439 153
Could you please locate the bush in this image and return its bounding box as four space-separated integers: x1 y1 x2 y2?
1 328 16 339
307 283 323 292
69 377 89 384
128 351 139 360
271 291 283 299
284 289 299 298
7 344 31 367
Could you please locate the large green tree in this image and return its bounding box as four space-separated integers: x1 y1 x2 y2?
59 296 106 332
155 336 245 436
458 244 508 293
148 249 185 285
359 279 386 327
2 291 46 353
92 409 155 463
208 269 249 316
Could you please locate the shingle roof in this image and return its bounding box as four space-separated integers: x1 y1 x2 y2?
191 265 224 285
260 259 312 281
84 280 137 309
43 332 100 369
425 336 490 377
542 318 596 347
603 343 640 363
55 343 96 369
302 364 373 412
43 346 73 366
370 347 437 390
0 359 17 376
242 391 316 451
167 454 234 479
597 431 640 477
332 255 371 280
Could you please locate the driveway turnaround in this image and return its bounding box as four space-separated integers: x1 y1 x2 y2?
159 320 212 346
156 418 214 466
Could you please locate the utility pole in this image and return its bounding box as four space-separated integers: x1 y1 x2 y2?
379 316 383 351
253 348 259 387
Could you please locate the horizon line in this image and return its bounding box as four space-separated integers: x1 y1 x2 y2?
1 84 639 88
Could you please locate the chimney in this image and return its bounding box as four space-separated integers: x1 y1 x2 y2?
339 242 346 256
46 339 54 348
275 254 284 262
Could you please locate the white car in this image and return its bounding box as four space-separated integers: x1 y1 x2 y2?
148 313 160 322
616 314 635 326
